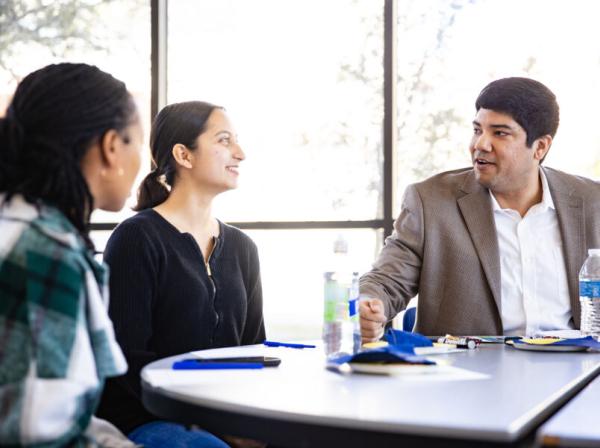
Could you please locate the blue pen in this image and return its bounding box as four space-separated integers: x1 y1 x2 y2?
172 360 263 370
263 340 316 349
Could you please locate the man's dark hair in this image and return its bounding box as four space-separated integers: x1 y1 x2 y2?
0 63 137 247
475 77 559 148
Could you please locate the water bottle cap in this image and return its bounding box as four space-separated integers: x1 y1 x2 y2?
333 235 348 254
589 249 600 256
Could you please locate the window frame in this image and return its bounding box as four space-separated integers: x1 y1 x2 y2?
90 0 398 243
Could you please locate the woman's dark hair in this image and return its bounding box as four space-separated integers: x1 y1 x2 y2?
0 63 137 246
475 77 560 149
134 101 221 211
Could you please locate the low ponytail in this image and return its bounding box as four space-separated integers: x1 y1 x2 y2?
133 169 170 211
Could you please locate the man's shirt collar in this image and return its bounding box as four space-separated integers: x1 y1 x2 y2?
489 167 555 214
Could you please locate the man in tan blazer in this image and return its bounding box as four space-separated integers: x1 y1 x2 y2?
360 77 600 340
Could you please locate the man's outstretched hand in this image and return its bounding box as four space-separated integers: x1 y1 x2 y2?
359 297 387 343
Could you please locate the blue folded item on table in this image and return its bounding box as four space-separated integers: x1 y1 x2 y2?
517 336 600 349
328 345 435 366
551 336 600 349
327 328 436 367
385 328 433 349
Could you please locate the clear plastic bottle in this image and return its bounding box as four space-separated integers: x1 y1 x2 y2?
322 236 360 356
579 248 600 339
323 271 345 355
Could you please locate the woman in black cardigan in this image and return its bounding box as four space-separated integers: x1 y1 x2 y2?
97 102 265 447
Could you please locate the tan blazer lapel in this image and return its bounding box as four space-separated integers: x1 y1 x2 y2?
545 168 584 327
457 173 502 317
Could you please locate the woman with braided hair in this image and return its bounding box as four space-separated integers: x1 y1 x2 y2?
0 63 143 447
97 102 265 447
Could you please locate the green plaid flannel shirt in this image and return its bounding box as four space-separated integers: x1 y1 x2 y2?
0 195 127 447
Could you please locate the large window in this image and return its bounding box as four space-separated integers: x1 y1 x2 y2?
167 0 384 222
6 0 600 340
395 0 600 209
167 0 385 338
162 0 600 339
246 229 381 338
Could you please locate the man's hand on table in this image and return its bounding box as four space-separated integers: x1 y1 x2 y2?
359 297 387 343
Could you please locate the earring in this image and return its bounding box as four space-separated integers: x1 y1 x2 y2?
100 168 107 177
117 167 124 176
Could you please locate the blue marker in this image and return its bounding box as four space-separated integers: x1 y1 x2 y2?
172 360 263 370
263 340 316 349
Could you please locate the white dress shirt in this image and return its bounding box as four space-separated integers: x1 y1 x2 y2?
491 169 574 336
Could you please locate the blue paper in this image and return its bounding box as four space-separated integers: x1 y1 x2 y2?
518 336 600 350
511 336 600 351
327 346 435 366
385 328 434 349
327 328 436 367
551 336 600 348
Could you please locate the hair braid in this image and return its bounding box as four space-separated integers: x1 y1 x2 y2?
0 63 137 249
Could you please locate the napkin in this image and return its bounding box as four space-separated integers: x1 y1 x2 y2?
328 329 435 366
385 328 434 349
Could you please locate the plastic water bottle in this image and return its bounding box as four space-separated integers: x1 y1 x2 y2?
323 271 345 355
322 236 360 356
579 249 600 339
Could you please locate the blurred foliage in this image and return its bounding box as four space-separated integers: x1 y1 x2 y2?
332 0 476 215
0 0 114 78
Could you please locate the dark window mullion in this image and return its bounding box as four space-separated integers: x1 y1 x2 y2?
151 0 167 121
382 0 397 242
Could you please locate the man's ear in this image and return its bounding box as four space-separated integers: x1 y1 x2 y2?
99 129 120 168
171 144 193 169
533 135 552 162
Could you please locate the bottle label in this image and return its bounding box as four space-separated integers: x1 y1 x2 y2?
579 280 600 298
324 274 348 322
324 298 336 323
348 298 357 317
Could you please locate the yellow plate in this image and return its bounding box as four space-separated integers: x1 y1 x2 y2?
506 340 587 352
